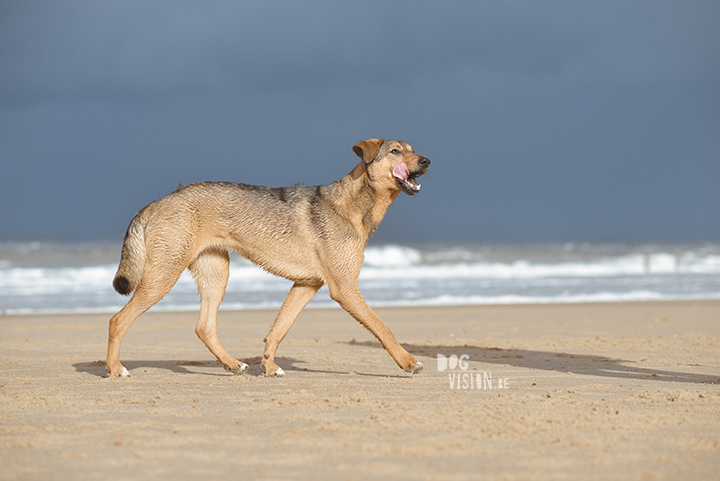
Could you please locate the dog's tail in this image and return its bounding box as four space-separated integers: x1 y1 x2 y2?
113 207 151 295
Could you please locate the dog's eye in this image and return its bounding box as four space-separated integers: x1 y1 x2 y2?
390 149 401 155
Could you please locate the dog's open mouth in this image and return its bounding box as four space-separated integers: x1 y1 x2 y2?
393 163 423 196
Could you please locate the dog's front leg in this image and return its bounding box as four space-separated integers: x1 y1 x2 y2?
327 280 423 374
262 282 322 376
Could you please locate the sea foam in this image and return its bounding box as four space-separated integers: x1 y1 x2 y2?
1 242 719 314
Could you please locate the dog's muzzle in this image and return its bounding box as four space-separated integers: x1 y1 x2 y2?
394 157 431 196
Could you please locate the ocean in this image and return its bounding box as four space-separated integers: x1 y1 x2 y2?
1 241 719 315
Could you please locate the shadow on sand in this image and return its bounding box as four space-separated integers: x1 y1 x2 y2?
73 356 301 378
73 342 719 384
347 340 720 385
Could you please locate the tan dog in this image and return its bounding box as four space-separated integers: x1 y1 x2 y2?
107 138 430 377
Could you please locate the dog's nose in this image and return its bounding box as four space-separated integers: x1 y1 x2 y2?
417 156 431 168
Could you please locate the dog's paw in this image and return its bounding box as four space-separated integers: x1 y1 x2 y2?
268 367 285 377
224 362 248 375
261 361 286 377
106 364 131 377
404 362 423 375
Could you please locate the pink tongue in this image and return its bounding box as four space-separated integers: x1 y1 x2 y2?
393 163 409 180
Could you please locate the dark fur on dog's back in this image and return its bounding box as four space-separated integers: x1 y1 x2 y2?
106 139 430 378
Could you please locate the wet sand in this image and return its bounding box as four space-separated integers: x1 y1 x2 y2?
1 301 719 480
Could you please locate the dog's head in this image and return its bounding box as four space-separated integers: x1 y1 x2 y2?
352 138 431 196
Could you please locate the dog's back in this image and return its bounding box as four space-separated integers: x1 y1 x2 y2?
116 181 339 291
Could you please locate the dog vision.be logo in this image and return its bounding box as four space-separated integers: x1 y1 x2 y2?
437 354 509 390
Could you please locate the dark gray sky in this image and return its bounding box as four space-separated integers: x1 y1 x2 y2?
1 1 719 243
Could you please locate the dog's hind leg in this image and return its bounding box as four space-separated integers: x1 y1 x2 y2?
327 279 423 374
189 248 247 375
107 266 184 377
262 282 322 376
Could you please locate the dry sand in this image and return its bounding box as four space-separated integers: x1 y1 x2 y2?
1 301 719 480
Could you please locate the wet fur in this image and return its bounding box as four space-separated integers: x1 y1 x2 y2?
106 139 430 377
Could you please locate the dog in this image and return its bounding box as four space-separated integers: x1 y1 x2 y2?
106 138 430 377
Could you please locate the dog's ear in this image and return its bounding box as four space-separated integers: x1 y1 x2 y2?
352 138 385 163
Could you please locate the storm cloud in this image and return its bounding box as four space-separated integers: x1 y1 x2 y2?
1 1 718 241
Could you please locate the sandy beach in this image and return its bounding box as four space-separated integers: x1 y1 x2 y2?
1 301 719 480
